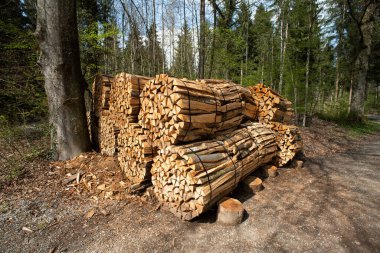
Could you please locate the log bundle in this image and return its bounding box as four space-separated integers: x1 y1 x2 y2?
249 83 294 124
89 75 114 152
93 73 150 156
110 73 151 127
139 74 258 149
151 122 277 220
265 122 303 166
98 113 118 156
92 75 114 117
118 123 157 184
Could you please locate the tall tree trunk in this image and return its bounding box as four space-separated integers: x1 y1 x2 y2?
198 0 205 79
208 6 217 78
36 0 91 160
334 60 340 103
302 1 313 127
348 1 377 120
279 19 288 95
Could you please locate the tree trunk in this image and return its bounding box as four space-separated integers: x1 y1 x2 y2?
348 1 377 120
208 6 217 78
36 0 91 160
198 0 205 79
302 1 313 127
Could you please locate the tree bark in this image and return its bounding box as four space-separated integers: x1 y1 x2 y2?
36 0 91 160
347 1 378 120
198 0 205 79
208 5 217 78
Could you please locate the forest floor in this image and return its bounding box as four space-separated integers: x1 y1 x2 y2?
0 117 379 253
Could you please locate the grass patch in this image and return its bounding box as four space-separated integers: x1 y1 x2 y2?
317 112 380 136
340 121 380 136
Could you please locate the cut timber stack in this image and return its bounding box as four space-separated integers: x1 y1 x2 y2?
265 121 302 166
98 73 150 156
110 73 151 126
118 123 156 184
89 75 114 152
139 74 258 149
98 113 118 156
249 83 294 124
151 122 277 220
92 75 113 117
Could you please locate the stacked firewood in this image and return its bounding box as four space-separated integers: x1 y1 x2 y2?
265 122 303 166
110 73 150 127
92 75 113 117
118 122 156 184
95 73 150 156
249 83 294 124
139 74 258 149
151 122 277 220
89 75 114 152
88 73 303 220
98 113 118 156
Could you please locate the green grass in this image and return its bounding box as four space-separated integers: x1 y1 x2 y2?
317 111 380 136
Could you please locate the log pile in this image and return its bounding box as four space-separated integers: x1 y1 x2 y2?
89 75 114 152
265 121 303 166
110 73 150 127
87 73 303 221
93 73 150 156
98 113 118 156
118 123 156 184
151 122 277 220
249 83 294 124
139 74 258 149
92 75 113 116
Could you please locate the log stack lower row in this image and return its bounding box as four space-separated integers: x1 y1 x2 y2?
151 122 277 220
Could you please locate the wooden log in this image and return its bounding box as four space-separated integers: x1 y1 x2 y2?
242 176 263 193
151 122 277 220
262 165 278 178
217 197 245 225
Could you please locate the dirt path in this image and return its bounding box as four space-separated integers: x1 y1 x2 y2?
1 134 380 252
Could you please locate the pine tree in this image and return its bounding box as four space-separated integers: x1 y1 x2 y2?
172 22 195 78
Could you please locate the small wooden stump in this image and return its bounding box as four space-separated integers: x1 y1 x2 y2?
263 165 278 177
242 176 263 193
293 159 304 169
217 197 245 226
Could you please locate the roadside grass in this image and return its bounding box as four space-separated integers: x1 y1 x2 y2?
317 112 380 137
0 117 50 189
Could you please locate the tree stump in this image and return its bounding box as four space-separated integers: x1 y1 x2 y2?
293 159 304 169
263 165 278 177
217 197 245 225
242 176 263 193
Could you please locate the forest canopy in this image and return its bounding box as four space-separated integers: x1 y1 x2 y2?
0 0 379 125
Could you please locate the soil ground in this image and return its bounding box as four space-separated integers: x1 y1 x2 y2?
1 118 379 253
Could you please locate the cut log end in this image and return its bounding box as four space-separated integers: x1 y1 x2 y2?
242 176 263 193
293 159 304 169
263 165 278 178
217 197 245 226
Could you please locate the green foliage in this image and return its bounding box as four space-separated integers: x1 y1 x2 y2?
0 116 50 188
171 22 195 78
0 1 47 124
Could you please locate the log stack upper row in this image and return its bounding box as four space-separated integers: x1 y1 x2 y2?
90 74 303 220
